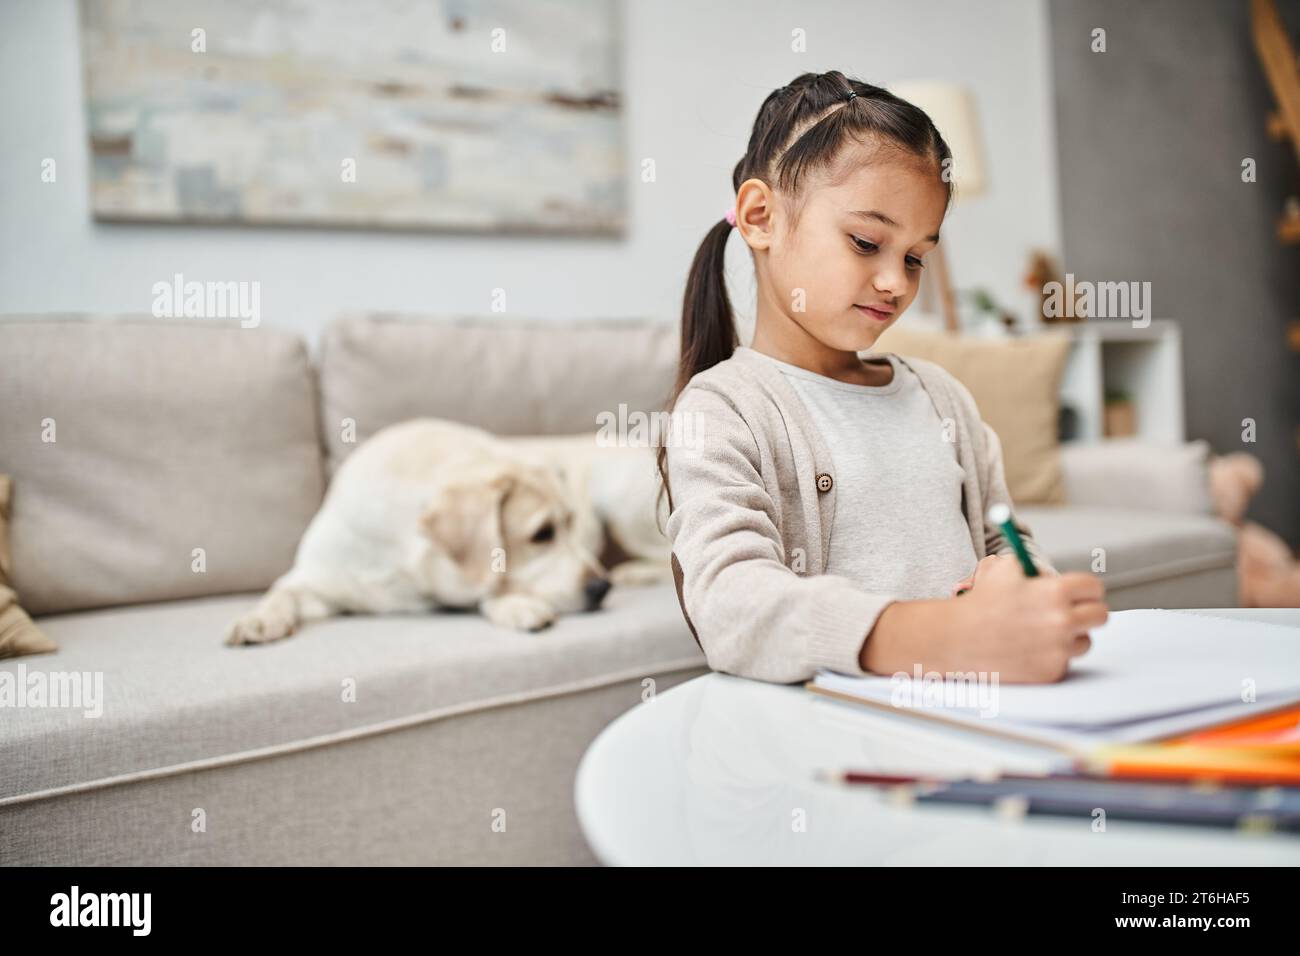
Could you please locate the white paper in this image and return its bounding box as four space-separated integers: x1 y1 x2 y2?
812 608 1300 749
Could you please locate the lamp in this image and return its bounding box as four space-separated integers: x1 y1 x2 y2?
887 81 989 333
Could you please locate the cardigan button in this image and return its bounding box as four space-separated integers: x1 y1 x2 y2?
816 472 833 493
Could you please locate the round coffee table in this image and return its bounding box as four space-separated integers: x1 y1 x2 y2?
575 608 1300 865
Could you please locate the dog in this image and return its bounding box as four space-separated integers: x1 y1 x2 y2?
225 418 614 645
506 432 673 588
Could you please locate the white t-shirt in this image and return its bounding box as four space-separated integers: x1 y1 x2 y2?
751 349 979 599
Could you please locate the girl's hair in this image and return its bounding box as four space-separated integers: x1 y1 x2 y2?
655 70 954 523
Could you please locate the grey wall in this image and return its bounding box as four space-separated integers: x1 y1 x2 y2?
1050 0 1300 549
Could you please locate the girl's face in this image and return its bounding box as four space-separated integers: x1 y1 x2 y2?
741 154 949 360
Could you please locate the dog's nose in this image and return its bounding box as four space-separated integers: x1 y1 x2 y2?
584 576 611 610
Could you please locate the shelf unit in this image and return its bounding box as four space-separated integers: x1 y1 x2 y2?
1053 319 1185 445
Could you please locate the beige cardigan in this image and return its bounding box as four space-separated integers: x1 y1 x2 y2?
665 345 1058 684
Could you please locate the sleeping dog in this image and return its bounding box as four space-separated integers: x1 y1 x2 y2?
225 418 669 645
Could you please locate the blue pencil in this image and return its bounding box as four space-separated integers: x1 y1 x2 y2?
905 777 1300 832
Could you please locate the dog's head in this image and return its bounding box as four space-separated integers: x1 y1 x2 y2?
417 458 609 614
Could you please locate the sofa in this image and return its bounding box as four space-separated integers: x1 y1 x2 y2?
0 313 1239 866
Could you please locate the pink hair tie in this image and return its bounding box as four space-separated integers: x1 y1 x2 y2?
724 208 736 227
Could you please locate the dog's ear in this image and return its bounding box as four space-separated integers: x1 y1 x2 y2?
420 472 514 588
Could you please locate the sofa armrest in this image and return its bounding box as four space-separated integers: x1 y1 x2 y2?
1059 438 1214 515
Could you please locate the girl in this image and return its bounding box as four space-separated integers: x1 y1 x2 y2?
656 71 1108 686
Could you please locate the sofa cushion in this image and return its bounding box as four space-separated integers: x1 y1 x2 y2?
0 585 705 804
1060 438 1215 514
318 314 678 476
1018 504 1237 590
0 316 326 615
871 325 1071 505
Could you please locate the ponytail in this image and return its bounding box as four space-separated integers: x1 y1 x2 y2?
654 214 737 521
678 216 740 399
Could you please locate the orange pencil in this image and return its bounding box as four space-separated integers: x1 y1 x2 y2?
1174 706 1300 748
1086 743 1300 786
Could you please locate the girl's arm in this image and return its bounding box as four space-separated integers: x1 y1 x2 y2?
665 385 899 684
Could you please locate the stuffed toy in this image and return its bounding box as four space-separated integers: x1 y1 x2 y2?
1209 452 1300 607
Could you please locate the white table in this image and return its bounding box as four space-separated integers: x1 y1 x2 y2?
575 608 1300 866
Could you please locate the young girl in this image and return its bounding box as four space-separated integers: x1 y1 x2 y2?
656 71 1108 686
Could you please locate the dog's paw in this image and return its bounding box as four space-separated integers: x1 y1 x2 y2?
608 559 672 588
224 594 299 646
480 594 556 632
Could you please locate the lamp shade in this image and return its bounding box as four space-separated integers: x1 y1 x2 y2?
888 81 988 200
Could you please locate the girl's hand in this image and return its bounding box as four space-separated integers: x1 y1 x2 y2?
952 554 1000 596
947 555 1108 682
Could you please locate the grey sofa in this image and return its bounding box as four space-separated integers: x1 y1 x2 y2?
0 313 1238 866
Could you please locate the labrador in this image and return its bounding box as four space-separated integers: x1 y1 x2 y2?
225 418 611 645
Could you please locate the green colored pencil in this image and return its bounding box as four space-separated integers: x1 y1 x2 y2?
987 503 1038 577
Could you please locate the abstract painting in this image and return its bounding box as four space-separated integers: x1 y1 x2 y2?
78 0 625 234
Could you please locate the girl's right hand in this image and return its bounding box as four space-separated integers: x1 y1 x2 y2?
946 554 1108 683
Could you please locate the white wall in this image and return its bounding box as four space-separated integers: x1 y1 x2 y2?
0 0 1062 349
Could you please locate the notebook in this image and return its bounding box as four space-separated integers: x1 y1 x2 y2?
807 608 1300 755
